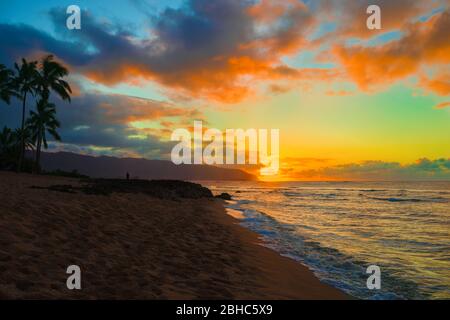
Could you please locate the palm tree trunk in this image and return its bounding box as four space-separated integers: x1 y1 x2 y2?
36 130 42 174
17 92 27 172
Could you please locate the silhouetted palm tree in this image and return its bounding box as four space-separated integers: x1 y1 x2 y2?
0 126 15 157
27 99 61 172
0 64 14 104
13 58 39 171
37 55 72 102
14 127 35 155
5 56 71 173
0 126 15 169
0 126 34 170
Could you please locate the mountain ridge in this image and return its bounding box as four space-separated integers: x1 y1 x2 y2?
30 151 257 181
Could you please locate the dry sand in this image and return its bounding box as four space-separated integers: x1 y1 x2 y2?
0 171 348 299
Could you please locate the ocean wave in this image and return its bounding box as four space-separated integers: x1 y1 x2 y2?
218 181 449 299
227 202 426 299
369 196 448 203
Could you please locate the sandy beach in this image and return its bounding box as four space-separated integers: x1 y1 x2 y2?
0 171 347 299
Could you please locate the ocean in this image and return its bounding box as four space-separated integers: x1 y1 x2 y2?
205 181 450 299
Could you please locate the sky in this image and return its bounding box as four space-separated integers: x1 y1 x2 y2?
0 0 449 180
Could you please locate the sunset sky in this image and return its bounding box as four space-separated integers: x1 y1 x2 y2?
0 0 449 180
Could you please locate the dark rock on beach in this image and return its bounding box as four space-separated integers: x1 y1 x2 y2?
215 192 232 200
84 179 214 199
31 179 214 199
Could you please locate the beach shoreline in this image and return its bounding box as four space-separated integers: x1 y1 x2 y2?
0 171 348 299
215 201 350 299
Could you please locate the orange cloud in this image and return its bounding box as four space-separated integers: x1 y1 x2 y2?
73 0 320 104
420 71 450 95
334 10 450 92
56 1 316 104
247 0 295 23
246 0 314 55
91 94 202 125
325 90 353 96
9 1 447 104
83 64 155 87
435 101 450 109
269 84 292 94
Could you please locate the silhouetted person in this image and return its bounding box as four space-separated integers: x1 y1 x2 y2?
126 172 130 180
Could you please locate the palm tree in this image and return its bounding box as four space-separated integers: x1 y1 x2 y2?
13 58 39 171
0 126 14 150
36 55 72 102
0 126 34 170
0 126 16 168
27 99 61 172
14 127 35 155
0 64 14 104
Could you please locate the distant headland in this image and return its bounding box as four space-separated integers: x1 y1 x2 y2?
28 151 257 181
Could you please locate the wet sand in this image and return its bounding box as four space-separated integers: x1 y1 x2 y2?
0 171 348 299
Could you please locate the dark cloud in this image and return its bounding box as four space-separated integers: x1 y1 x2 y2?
317 0 436 39
1 0 448 102
1 0 317 103
0 92 197 159
0 23 92 67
